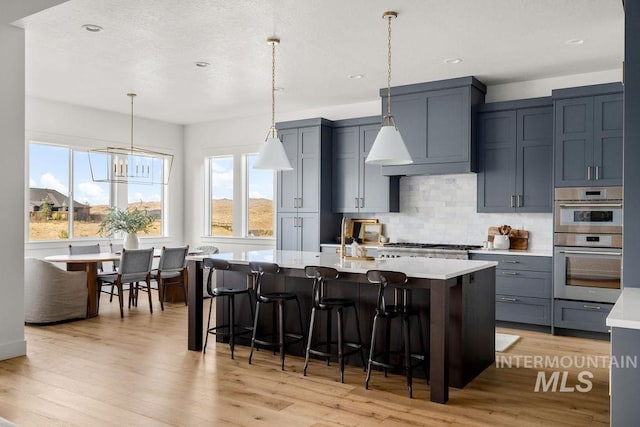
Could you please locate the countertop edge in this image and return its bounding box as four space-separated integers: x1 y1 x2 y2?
606 288 640 330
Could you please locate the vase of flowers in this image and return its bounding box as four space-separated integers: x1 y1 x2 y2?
98 207 154 249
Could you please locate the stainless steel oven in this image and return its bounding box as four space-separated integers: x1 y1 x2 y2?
553 186 623 303
554 246 622 303
554 187 622 234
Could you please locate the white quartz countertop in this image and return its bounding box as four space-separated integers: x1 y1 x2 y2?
196 250 497 280
469 249 553 257
607 288 640 330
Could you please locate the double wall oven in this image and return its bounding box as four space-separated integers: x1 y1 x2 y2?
554 187 623 303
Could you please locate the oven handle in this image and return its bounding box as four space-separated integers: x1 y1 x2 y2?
558 203 622 208
559 250 622 256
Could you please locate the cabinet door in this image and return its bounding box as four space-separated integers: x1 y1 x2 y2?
332 126 360 213
277 213 299 251
554 97 594 187
425 87 470 164
298 213 320 252
360 124 392 212
593 93 623 186
297 127 320 212
277 129 299 212
476 110 517 212
385 93 427 162
516 106 553 212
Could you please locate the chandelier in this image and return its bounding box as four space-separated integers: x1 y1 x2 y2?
88 93 174 185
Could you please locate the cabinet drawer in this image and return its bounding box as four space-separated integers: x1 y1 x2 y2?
471 253 551 272
496 270 551 298
496 294 551 326
554 299 613 333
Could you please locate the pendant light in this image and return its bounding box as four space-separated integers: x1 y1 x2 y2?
88 93 174 184
254 37 293 170
366 11 413 166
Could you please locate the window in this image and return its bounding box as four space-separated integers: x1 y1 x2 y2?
210 156 234 236
29 143 70 240
246 154 274 237
128 157 164 237
207 154 275 238
28 142 167 241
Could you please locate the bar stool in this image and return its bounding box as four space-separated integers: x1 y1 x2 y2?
248 262 306 370
203 258 254 359
365 270 428 398
303 266 366 383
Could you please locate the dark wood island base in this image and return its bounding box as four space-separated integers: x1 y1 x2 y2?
188 253 496 404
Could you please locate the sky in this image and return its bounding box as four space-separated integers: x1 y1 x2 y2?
210 154 273 200
29 143 162 206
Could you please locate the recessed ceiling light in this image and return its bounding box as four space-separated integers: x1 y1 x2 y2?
81 24 103 32
444 57 463 64
348 74 364 79
195 61 210 68
565 38 585 45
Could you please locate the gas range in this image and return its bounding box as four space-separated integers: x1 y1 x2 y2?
378 243 483 260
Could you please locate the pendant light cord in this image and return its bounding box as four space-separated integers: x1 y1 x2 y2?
128 93 136 152
386 14 392 119
271 41 276 136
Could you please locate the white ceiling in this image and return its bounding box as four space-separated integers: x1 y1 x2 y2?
18 0 624 125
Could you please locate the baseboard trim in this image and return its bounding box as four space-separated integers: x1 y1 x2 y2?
0 339 27 361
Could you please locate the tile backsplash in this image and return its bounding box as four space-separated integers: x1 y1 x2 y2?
372 174 553 250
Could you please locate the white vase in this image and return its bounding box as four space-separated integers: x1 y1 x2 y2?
493 235 510 250
124 232 139 250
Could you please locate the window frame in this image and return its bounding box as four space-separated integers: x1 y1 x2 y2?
27 140 169 242
206 153 276 240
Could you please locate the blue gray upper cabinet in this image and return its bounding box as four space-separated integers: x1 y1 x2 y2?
476 98 553 213
275 118 339 251
379 76 487 176
332 117 399 213
553 83 623 187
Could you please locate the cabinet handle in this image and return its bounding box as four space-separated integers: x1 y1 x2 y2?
587 166 592 180
583 304 602 311
502 260 519 264
502 271 519 276
298 217 302 228
293 217 298 227
360 198 365 208
501 297 518 302
510 195 515 208
298 198 302 208
355 197 359 208
517 194 522 208
293 198 298 208
595 165 601 180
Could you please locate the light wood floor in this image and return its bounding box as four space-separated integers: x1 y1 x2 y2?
0 293 610 426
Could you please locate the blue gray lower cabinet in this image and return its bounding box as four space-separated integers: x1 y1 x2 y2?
611 327 640 426
553 299 613 333
471 253 552 326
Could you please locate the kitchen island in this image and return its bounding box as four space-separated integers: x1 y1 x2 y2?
187 250 497 404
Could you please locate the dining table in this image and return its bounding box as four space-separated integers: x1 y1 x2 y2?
44 249 162 318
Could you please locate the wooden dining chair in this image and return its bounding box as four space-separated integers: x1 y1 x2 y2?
153 245 189 311
114 247 154 317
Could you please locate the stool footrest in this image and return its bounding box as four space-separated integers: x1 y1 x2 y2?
207 324 253 337
253 332 304 349
369 350 425 371
308 341 363 359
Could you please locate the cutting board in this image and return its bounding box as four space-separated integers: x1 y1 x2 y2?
487 227 529 250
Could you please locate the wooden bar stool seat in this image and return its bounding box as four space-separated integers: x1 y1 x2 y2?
303 266 366 383
365 270 429 398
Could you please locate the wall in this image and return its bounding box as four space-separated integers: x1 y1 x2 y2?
0 23 27 361
375 174 552 250
184 69 620 253
24 96 185 259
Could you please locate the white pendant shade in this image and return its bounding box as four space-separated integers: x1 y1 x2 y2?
365 125 413 165
254 135 293 170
